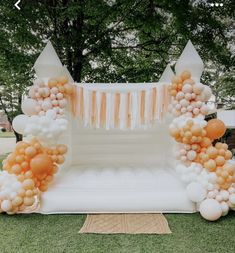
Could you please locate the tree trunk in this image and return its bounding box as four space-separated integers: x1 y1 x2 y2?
73 50 83 82
14 130 23 142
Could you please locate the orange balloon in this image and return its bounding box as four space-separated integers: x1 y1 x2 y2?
191 125 202 136
215 142 223 149
200 137 211 148
30 154 53 175
25 146 37 157
205 119 226 140
57 145 68 155
180 70 191 80
215 156 225 166
206 146 218 159
225 150 232 160
204 159 216 172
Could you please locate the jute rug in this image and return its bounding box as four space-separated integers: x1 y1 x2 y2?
79 213 171 234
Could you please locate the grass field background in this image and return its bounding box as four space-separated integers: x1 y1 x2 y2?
0 131 14 138
0 212 234 253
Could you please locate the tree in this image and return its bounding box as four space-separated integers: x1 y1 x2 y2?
0 0 234 142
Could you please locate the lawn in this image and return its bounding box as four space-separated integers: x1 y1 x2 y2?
0 154 6 170
0 131 14 138
0 212 234 253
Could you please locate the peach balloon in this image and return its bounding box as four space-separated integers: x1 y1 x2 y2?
57 76 69 85
48 78 58 88
225 150 232 160
204 159 216 172
57 145 68 155
191 125 202 136
205 119 226 140
22 179 35 190
30 154 53 175
200 137 211 148
25 146 37 157
206 146 218 159
215 156 225 166
181 70 191 80
215 142 223 149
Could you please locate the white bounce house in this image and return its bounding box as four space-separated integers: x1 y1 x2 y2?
37 41 199 214
2 40 235 221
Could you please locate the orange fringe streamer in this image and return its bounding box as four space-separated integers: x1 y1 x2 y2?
151 87 157 121
100 92 106 128
114 93 120 128
140 90 145 124
91 91 97 127
70 85 78 117
126 92 131 128
79 87 84 120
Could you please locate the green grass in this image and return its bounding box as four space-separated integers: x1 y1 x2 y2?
0 131 14 138
0 154 6 170
0 212 234 253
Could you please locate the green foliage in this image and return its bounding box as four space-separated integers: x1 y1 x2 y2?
0 0 234 130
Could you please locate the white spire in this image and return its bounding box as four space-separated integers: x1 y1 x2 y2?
34 41 63 78
159 64 174 83
63 66 74 82
175 40 204 81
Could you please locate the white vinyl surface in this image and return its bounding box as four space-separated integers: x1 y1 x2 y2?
39 117 196 213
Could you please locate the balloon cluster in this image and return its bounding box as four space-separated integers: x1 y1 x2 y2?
168 71 211 118
2 139 68 193
12 75 75 142
0 75 73 214
0 171 37 214
26 76 73 118
169 70 235 221
24 110 68 144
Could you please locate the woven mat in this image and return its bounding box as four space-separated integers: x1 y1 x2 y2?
79 213 171 234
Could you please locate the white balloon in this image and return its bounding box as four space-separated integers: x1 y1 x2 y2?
1 200 12 212
12 114 29 134
186 182 207 202
220 190 229 201
229 194 235 205
220 201 229 216
199 199 222 221
21 99 38 116
203 86 212 101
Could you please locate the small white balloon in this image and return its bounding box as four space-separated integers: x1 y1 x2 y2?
220 202 229 216
220 190 229 201
199 199 222 221
186 182 207 202
1 200 12 212
21 99 38 116
229 194 235 205
12 114 29 134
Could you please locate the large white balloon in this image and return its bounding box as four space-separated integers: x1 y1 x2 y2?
186 182 207 202
21 98 38 116
12 114 29 134
199 199 222 221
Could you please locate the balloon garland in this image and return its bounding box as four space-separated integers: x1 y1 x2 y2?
168 71 235 221
0 76 74 214
1 70 234 219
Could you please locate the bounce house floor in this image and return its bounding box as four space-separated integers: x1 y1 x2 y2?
39 165 196 214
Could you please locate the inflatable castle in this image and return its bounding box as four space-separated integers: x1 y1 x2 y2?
0 40 234 221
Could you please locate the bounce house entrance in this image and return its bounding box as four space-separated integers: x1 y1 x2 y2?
40 84 196 213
